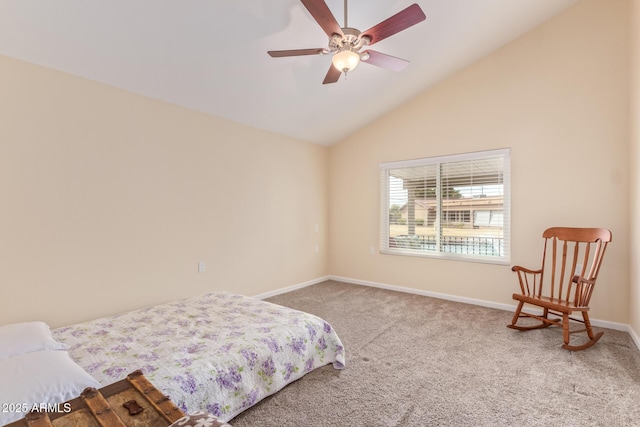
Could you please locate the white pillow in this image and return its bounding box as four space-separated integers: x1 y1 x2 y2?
0 321 68 360
0 350 101 425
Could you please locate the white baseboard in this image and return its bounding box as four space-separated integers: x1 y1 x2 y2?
630 326 640 351
329 275 518 312
328 275 632 333
252 276 330 300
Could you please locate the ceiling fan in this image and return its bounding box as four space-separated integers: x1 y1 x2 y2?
268 0 426 84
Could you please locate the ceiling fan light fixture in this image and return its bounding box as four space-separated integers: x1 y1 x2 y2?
332 48 360 73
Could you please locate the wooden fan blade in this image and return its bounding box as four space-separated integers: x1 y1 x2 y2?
362 50 409 72
268 48 325 57
301 0 344 38
361 4 426 46
322 64 341 84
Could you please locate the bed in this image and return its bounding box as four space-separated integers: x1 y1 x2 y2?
49 291 346 423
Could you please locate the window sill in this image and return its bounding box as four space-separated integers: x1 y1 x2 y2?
380 248 510 266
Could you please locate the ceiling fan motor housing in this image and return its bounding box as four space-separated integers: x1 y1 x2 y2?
329 27 370 54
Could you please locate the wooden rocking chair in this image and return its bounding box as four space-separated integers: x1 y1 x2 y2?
508 227 612 351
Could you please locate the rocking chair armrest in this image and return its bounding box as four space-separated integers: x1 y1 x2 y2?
572 275 595 285
511 265 544 295
511 265 542 275
570 276 597 307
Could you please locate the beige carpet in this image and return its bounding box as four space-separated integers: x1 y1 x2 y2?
230 280 640 427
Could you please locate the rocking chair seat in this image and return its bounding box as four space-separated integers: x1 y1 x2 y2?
511 293 586 314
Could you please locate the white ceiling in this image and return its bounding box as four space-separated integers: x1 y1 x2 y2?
0 0 578 146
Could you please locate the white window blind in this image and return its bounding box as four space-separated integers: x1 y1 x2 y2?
380 149 510 264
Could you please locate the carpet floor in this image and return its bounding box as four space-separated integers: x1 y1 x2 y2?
230 280 640 427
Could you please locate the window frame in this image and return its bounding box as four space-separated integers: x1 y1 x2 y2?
379 148 511 265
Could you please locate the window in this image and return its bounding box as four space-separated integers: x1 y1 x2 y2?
380 149 510 264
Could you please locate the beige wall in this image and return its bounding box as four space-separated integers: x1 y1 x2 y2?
1 0 638 334
0 55 329 328
329 0 631 323
631 0 640 339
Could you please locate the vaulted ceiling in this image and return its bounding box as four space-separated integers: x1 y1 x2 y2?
0 0 578 145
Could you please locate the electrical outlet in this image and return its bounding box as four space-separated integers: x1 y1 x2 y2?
198 261 206 273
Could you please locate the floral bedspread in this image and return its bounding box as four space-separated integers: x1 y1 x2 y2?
52 292 345 422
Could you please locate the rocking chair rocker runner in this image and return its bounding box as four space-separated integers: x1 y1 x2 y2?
508 227 612 351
